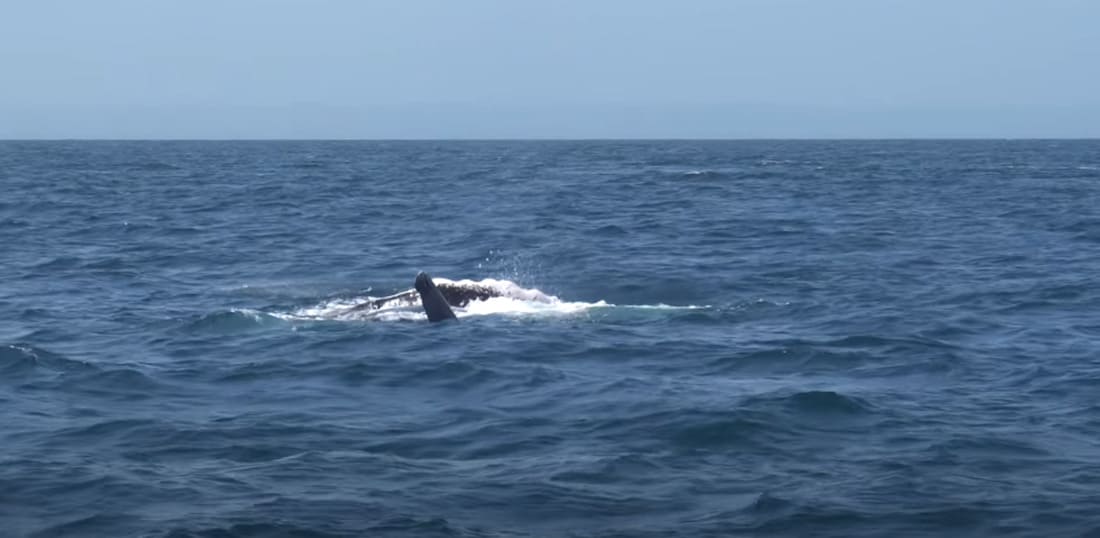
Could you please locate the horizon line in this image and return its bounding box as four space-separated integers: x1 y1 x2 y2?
3 137 1099 142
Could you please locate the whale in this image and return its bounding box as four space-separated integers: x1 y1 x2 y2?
347 272 516 321
415 271 457 322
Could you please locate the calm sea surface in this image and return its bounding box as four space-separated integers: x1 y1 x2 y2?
1 140 1099 537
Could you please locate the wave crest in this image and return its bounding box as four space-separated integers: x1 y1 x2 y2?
0 344 94 378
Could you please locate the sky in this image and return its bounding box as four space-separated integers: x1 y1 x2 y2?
1 0 1098 138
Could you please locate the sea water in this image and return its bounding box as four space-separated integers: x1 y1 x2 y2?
2 140 1099 536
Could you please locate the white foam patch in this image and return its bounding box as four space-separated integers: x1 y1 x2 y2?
271 297 390 322
615 303 711 310
230 308 267 320
357 308 427 322
432 277 559 303
458 296 608 319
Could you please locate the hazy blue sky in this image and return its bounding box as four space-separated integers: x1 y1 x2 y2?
2 0 1098 138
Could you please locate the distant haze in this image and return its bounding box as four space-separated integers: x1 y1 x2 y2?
2 0 1098 138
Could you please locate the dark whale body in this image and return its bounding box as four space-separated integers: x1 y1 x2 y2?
415 272 457 322
348 272 507 321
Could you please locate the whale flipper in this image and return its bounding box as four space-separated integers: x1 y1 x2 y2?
415 272 458 322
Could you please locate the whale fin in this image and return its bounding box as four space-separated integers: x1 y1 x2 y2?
415 272 458 322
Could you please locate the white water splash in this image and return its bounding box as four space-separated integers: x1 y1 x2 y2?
614 303 710 310
272 277 708 322
460 296 608 318
433 277 559 304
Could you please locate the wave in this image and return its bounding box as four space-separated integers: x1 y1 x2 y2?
0 344 95 379
123 160 181 172
182 309 286 333
58 367 168 399
680 169 730 179
165 514 475 538
744 389 874 417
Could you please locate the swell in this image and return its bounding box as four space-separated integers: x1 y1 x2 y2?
0 344 95 380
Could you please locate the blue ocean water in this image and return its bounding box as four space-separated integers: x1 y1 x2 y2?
1 140 1099 537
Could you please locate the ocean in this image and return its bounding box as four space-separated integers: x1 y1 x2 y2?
1 140 1098 537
